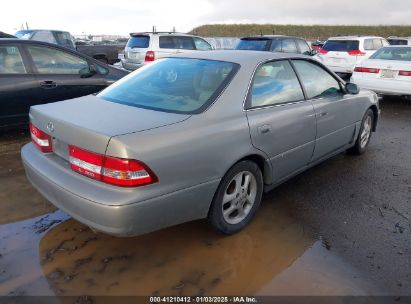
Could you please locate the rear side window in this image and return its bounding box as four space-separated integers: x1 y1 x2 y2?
0 46 26 74
28 46 88 74
32 31 57 44
282 39 298 53
236 39 270 51
270 40 282 52
322 40 360 52
99 58 239 114
250 60 304 108
127 36 150 49
296 39 311 55
292 60 341 99
159 36 195 50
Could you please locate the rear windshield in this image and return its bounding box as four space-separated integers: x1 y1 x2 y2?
322 40 360 52
15 30 34 39
98 58 239 114
370 47 411 61
236 38 270 51
127 35 150 48
388 39 408 46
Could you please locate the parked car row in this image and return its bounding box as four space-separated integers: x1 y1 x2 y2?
0 39 128 129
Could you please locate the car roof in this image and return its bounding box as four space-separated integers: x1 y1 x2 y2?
328 36 384 40
130 32 195 37
169 50 307 65
0 38 57 46
241 35 304 40
15 29 69 33
383 45 411 48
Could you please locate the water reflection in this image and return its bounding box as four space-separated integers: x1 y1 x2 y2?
38 201 312 296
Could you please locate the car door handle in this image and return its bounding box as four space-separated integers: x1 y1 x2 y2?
318 112 328 117
40 81 58 89
258 124 272 134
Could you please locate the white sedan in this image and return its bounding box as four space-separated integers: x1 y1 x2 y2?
351 46 411 96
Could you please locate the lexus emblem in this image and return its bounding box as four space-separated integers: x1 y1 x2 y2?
47 122 54 132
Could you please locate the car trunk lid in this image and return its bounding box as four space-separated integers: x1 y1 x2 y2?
355 59 411 79
29 95 190 160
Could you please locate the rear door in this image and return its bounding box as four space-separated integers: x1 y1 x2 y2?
24 44 108 103
292 59 358 161
0 44 38 127
246 60 316 182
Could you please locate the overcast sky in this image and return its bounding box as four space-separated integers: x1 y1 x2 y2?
2 0 411 36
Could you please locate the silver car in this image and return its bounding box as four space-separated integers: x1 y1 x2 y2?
22 51 380 237
122 32 213 71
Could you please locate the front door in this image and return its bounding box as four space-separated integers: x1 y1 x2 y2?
291 59 358 161
246 60 316 182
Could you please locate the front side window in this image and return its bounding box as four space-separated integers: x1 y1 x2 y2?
99 58 239 114
194 37 212 51
28 46 88 74
292 60 341 99
296 39 311 55
282 39 298 53
250 60 304 108
0 46 26 74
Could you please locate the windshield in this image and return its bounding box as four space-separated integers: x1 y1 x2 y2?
370 47 411 61
322 40 359 52
236 39 270 51
99 58 239 114
127 35 150 49
15 30 34 39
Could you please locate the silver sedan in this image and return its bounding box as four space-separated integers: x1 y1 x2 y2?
22 51 380 236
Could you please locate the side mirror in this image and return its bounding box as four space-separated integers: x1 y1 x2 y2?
310 49 318 56
345 82 360 95
79 64 97 78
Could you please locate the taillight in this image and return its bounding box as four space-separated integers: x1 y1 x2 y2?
348 50 366 56
30 123 52 153
399 70 411 77
319 49 329 54
145 51 155 62
354 67 380 74
68 145 157 187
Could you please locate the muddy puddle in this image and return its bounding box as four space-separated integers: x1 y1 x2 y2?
0 132 382 298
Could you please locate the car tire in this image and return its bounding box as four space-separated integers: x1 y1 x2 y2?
348 109 374 155
208 160 263 235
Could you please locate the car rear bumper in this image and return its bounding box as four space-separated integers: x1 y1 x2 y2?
326 64 355 74
121 59 146 71
22 143 218 237
351 76 411 96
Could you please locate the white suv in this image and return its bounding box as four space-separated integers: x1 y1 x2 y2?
122 32 213 71
315 36 389 75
